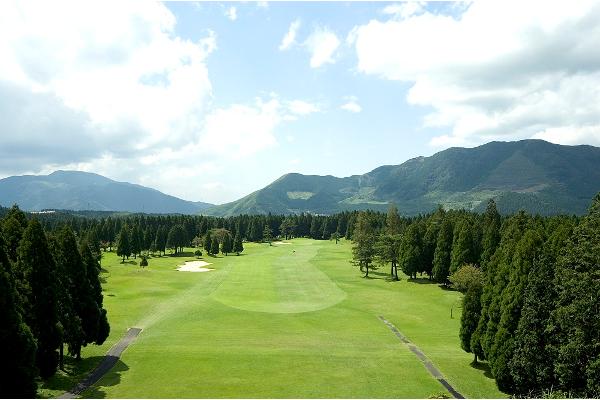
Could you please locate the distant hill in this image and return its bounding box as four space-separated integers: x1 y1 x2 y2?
0 170 213 214
204 140 600 216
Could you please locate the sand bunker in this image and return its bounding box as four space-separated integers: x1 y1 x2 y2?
176 260 214 272
273 241 292 245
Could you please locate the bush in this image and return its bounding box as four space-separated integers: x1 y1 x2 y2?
448 263 483 293
194 249 202 258
140 256 148 268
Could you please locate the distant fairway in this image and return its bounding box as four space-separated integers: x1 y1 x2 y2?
41 239 505 399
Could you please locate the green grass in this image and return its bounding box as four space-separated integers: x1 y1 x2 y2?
39 239 505 398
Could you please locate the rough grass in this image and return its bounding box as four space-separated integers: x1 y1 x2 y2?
39 239 505 398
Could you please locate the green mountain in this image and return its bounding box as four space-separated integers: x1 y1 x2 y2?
205 140 600 216
0 170 213 214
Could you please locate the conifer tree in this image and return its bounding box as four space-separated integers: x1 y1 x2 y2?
480 199 501 270
460 282 483 363
80 241 110 348
130 225 141 259
2 215 25 262
432 218 453 284
0 236 38 397
399 223 422 279
233 232 244 255
351 212 377 278
203 231 212 253
210 237 220 255
116 226 131 262
16 219 61 378
309 218 320 240
263 225 273 245
221 232 233 255
549 194 600 397
450 219 474 274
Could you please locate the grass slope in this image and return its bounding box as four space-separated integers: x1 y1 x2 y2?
40 239 504 398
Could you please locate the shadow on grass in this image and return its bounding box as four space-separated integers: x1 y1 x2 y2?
81 359 130 399
470 359 494 379
168 251 195 257
38 355 106 398
119 260 138 266
408 277 436 285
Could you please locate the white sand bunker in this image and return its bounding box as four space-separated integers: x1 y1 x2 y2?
176 260 214 272
273 241 292 245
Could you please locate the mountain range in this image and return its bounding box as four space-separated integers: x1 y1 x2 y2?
205 139 600 216
0 170 213 214
1 140 599 216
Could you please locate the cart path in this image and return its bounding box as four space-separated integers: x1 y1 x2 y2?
378 316 465 399
57 327 142 399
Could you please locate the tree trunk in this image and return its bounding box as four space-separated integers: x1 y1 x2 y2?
59 343 64 370
474 353 478 363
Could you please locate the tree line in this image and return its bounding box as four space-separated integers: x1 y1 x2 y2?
351 197 598 398
0 206 109 397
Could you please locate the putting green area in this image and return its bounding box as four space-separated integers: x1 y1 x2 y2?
40 239 505 398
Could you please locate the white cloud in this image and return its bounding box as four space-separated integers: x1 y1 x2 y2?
340 96 362 113
0 1 215 154
304 27 340 68
225 6 237 21
382 2 425 19
279 19 301 51
351 1 600 147
286 100 321 115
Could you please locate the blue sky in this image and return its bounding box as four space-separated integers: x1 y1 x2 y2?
1 1 599 204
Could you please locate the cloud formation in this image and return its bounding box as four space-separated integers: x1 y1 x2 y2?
340 96 362 113
304 27 340 68
351 1 600 147
279 19 301 51
225 6 237 21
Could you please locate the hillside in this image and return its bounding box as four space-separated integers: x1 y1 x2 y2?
0 170 213 214
205 140 600 216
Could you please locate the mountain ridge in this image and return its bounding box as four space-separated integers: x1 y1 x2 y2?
0 170 213 214
203 139 600 216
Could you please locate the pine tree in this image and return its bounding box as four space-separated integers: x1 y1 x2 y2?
399 223 422 279
16 219 61 378
233 232 244 255
203 231 212 254
210 237 220 256
450 219 474 274
0 235 38 397
433 218 453 284
2 215 25 262
460 282 483 362
130 225 141 259
309 218 320 240
221 232 232 255
80 241 110 348
549 194 600 397
263 225 273 245
351 212 377 278
116 226 131 262
481 199 501 270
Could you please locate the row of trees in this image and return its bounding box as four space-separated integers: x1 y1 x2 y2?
0 206 110 397
350 197 598 397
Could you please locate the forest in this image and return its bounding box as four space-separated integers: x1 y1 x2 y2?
1 194 599 397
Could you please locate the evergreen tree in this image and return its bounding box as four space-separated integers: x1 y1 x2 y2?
116 226 131 262
210 237 220 256
80 242 109 347
450 219 474 274
0 236 38 397
130 225 141 259
16 219 61 378
221 232 233 255
460 282 483 362
399 223 422 279
233 232 244 255
203 231 212 254
549 194 600 397
351 212 377 278
480 199 501 270
432 218 453 284
309 218 320 240
2 215 25 262
330 231 341 244
263 225 273 245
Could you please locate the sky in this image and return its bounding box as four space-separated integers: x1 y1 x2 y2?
1 1 600 204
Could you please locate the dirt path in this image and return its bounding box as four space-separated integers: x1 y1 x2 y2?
57 327 142 399
378 316 465 399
